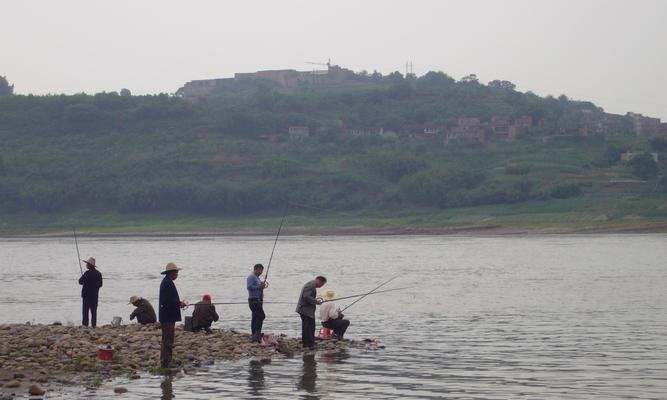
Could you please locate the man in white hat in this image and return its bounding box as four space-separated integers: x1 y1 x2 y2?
319 290 350 339
159 262 187 368
78 257 103 327
129 295 157 325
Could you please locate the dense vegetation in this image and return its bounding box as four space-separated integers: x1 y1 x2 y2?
0 71 665 231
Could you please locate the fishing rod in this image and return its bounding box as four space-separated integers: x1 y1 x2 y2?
321 286 413 304
339 274 400 312
73 228 83 275
263 209 287 285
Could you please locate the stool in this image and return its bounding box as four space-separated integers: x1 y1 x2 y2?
318 327 334 339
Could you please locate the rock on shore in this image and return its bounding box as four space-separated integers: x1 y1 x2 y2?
0 323 381 390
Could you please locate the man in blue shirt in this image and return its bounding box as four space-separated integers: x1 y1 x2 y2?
247 263 268 342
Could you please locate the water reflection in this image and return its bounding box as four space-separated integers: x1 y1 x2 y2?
160 376 173 400
297 353 318 399
247 360 265 397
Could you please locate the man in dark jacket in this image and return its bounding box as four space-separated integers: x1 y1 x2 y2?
78 257 103 327
191 293 219 333
129 295 157 325
296 276 326 348
159 262 186 368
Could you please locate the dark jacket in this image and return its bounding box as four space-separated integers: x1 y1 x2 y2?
191 299 219 329
78 268 103 299
130 298 157 324
159 275 181 323
296 280 318 319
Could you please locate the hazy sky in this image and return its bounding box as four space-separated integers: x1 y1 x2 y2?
2 0 666 119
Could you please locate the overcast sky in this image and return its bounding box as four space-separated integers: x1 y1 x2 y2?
2 0 666 119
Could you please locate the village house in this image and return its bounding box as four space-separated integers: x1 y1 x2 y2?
620 151 659 163
444 117 486 144
627 112 662 136
288 126 310 140
490 116 518 140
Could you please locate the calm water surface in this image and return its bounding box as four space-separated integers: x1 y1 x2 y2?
0 235 666 399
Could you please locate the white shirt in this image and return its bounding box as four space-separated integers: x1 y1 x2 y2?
319 301 340 322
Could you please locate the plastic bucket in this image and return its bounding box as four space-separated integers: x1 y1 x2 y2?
97 345 114 360
318 327 333 339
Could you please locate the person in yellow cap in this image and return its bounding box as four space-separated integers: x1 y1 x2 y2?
129 296 157 325
78 257 103 327
159 262 187 368
319 290 350 339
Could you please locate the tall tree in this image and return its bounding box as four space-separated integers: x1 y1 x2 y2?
0 76 14 96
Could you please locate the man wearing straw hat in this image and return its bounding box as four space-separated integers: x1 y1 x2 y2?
129 295 157 325
78 257 103 327
159 262 187 368
319 290 350 339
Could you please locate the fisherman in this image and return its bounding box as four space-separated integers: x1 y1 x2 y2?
296 276 327 348
191 293 219 333
319 290 350 339
247 263 268 342
128 295 157 325
159 262 187 368
78 257 103 327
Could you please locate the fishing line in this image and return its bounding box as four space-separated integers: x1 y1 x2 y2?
339 274 400 312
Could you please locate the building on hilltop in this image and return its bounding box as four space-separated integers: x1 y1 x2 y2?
176 64 356 101
627 112 661 137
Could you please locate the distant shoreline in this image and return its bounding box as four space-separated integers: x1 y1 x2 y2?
2 223 666 238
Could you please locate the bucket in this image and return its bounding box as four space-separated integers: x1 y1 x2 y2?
184 316 193 332
110 316 122 327
97 345 114 360
318 327 333 339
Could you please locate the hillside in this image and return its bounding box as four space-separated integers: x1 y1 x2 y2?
0 71 666 234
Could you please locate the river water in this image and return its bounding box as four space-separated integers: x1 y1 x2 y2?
0 235 666 399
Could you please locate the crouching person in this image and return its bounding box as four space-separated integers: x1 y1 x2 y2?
192 293 219 334
320 290 350 339
129 296 157 325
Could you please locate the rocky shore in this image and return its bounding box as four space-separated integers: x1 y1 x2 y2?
0 323 382 397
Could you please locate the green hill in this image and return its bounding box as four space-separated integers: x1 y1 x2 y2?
0 72 665 234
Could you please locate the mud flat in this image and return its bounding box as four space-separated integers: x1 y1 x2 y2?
0 323 382 396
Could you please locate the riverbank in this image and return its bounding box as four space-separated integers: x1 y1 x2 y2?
2 196 666 236
0 323 381 397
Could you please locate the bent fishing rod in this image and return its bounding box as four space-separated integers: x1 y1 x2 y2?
73 228 83 275
320 286 413 304
339 274 400 312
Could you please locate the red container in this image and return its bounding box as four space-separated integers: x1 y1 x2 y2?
318 327 333 339
97 345 114 360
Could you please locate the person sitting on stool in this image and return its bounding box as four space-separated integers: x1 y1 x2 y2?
319 290 350 339
192 293 219 334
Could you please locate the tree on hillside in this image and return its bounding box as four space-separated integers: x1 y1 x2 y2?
461 74 479 84
120 88 131 97
0 76 14 96
627 153 658 180
488 80 516 91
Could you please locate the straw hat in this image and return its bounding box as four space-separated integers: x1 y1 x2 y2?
161 262 182 275
128 296 141 304
82 257 98 268
323 290 336 300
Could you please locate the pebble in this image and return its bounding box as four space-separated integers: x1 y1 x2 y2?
0 323 381 388
4 379 20 388
113 387 128 393
28 383 45 396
